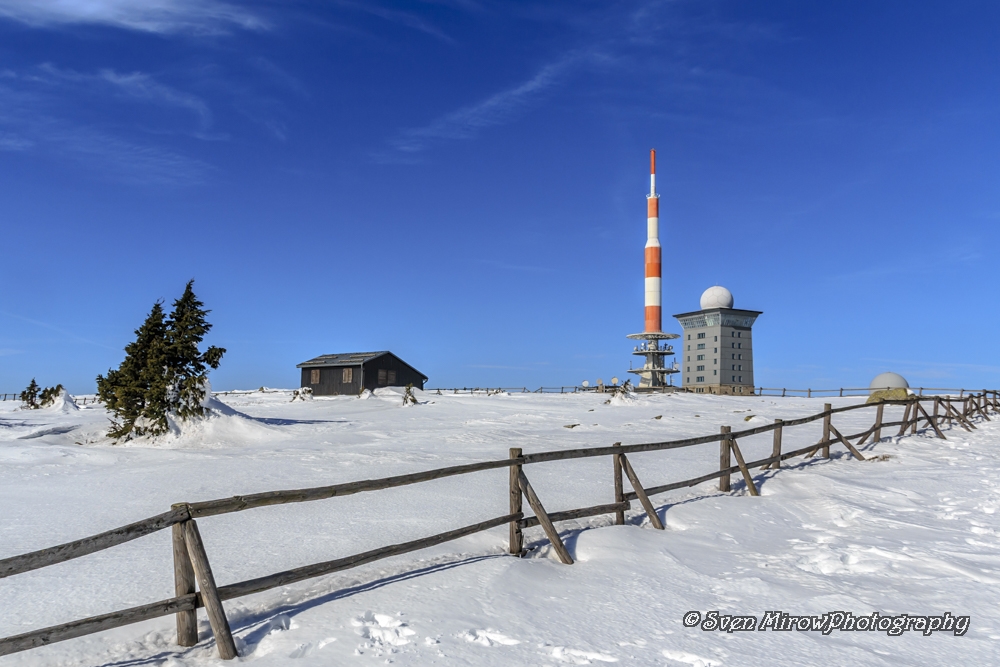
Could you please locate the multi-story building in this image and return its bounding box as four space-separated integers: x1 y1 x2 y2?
673 286 762 395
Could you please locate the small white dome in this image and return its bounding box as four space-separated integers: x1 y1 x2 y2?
700 286 734 309
870 372 909 391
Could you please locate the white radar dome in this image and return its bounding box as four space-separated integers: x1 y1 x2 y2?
700 286 734 309
870 372 909 391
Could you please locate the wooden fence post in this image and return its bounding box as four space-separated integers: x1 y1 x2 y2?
620 455 664 529
171 507 197 647
613 443 625 525
768 419 783 470
873 403 884 443
822 403 832 458
182 520 238 660
916 401 947 440
910 399 918 434
719 426 731 492
509 448 523 556
897 402 912 436
728 438 759 496
517 471 573 564
946 397 952 427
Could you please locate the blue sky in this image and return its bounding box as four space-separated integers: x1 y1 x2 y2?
1 0 998 393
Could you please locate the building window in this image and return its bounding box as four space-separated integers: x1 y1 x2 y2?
697 354 704 361
342 368 353 383
686 366 690 372
687 334 691 340
713 370 717 375
686 377 690 383
697 343 705 350
731 342 735 348
738 354 743 360
714 347 718 353
697 365 705 371
378 369 387 385
732 375 736 382
388 370 397 384
310 369 320 385
714 336 718 342
696 376 705 382
738 365 742 371
713 358 717 364
687 356 690 361
687 345 690 351
739 376 743 382
697 333 706 339
738 343 742 349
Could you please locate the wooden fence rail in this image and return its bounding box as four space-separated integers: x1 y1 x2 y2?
1 390 997 659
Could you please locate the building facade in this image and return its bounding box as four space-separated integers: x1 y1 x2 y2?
673 287 762 395
297 351 428 396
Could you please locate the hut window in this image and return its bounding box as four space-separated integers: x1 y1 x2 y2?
388 370 397 384
310 369 320 384
342 368 353 383
378 369 387 385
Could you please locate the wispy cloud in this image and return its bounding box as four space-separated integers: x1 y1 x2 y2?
335 1 454 43
0 131 33 151
0 0 267 34
52 126 212 185
0 67 214 184
382 54 584 159
0 311 115 350
32 64 215 134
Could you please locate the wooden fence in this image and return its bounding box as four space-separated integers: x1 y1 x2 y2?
756 386 976 398
1 391 997 659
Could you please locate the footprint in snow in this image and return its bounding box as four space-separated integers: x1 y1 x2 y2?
662 649 722 667
352 612 415 651
547 645 618 663
461 629 520 646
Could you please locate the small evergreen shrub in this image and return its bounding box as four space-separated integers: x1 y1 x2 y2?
39 384 64 407
403 384 417 405
19 379 40 409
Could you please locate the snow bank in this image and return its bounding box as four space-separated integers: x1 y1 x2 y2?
1 391 997 666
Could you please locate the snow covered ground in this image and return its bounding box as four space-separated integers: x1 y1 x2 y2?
1 389 998 666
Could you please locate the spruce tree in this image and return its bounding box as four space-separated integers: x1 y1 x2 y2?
164 280 225 420
97 282 225 441
19 379 39 409
97 301 169 439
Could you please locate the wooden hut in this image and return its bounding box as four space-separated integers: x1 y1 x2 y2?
296 351 427 396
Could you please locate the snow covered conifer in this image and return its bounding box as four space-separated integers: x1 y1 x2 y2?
19 379 39 409
97 301 170 439
164 280 226 420
97 282 225 441
39 384 65 407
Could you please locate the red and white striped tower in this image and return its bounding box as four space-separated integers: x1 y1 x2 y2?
627 149 679 389
645 149 662 333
